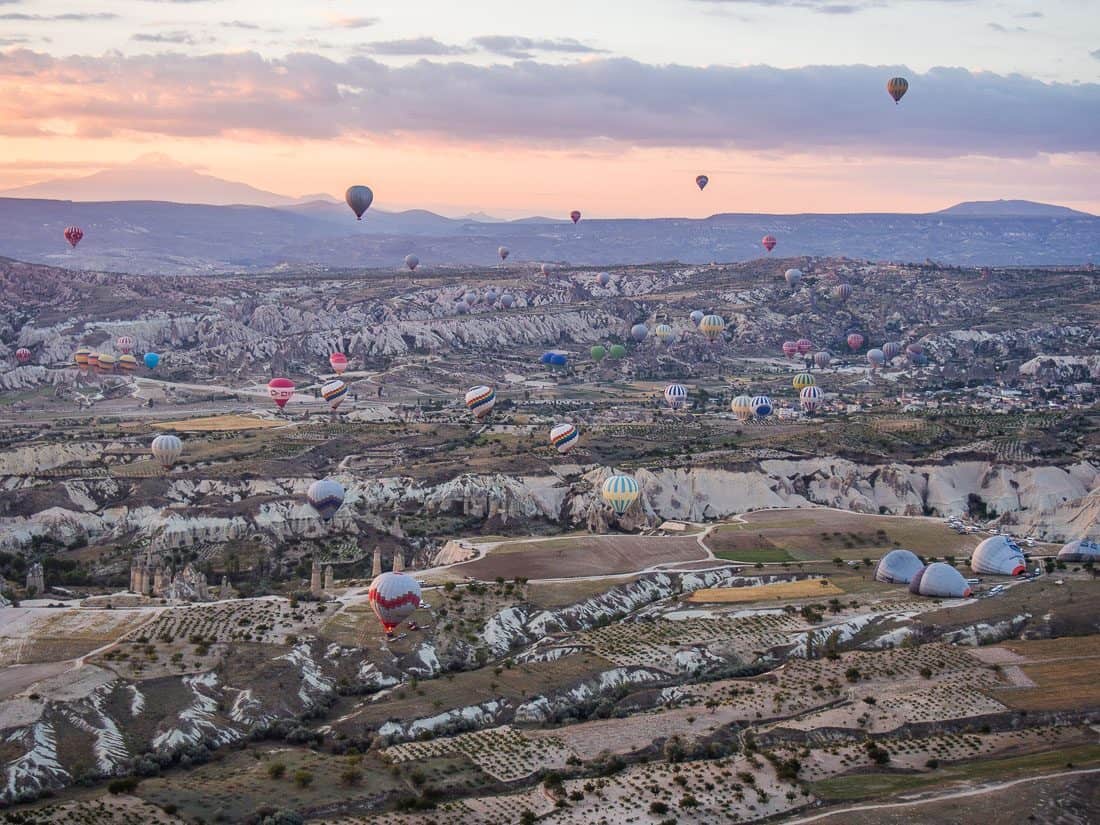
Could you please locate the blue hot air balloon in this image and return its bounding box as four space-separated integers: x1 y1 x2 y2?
143 352 160 369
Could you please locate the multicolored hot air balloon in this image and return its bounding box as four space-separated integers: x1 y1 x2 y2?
64 226 83 248
796 338 813 356
96 353 116 374
847 332 865 352
792 372 815 391
116 336 134 354
655 324 674 345
87 352 100 372
118 354 138 373
404 254 419 271
550 422 579 454
368 571 422 635
608 344 627 360
867 348 886 369
329 353 348 375
151 434 183 469
882 341 902 361
813 350 831 369
664 383 688 409
782 341 798 359
762 235 777 253
15 348 30 364
570 210 581 224
268 377 295 410
465 385 496 420
144 352 160 369
345 185 374 220
750 395 773 418
322 379 348 410
699 314 725 342
695 175 709 191
731 395 754 422
307 478 345 522
630 323 649 343
602 474 640 516
887 76 909 104
689 310 705 327
74 347 91 370
498 246 510 261
596 272 611 287
800 385 823 413
832 283 852 302
500 293 515 309
784 268 802 288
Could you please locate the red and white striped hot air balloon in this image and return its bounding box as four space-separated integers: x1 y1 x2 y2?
268 377 295 410
368 572 422 635
15 348 31 364
796 338 813 356
761 235 777 253
329 352 348 375
116 335 134 354
781 341 798 359
64 226 83 248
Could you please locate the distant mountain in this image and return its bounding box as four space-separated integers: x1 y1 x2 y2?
0 196 1096 275
936 199 1093 218
458 211 507 223
0 155 302 207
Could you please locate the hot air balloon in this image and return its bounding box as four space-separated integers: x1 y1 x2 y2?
368 571 422 635
15 348 30 364
792 373 815 391
847 332 865 352
906 342 924 358
695 175 709 191
454 302 469 315
731 395 754 422
874 549 924 585
118 354 138 373
813 350 831 369
590 345 607 362
322 379 348 411
498 246 510 262
910 563 972 599
799 385 823 413
655 324 674 345
784 268 802 288
116 335 134 354
307 478 345 522
404 254 419 271
630 323 649 343
689 310 705 327
867 348 886 369
463 291 478 307
762 235 777 253
329 353 348 375
96 353 116 374
596 272 611 287
796 338 813 356
268 377 295 410
540 263 552 277
608 344 627 360
550 423 579 454
699 314 725 342
601 474 640 516
887 76 909 104
64 226 83 248
345 185 374 220
570 210 581 224
664 383 688 409
750 395 773 418
782 341 798 359
832 283 852 302
87 352 100 372
74 347 91 370
465 385 496 420
500 293 515 309
485 289 498 305
151 434 183 469
144 352 160 369
541 352 568 368
882 341 902 361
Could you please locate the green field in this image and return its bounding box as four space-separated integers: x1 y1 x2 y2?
812 744 1100 802
713 547 795 563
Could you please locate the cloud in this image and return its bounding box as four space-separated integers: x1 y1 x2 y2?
472 36 608 59
988 22 1027 33
0 50 1095 160
132 31 206 45
1092 48 1100 61
0 12 119 21
693 0 972 12
361 38 472 56
330 16 379 29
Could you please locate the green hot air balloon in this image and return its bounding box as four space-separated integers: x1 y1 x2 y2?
591 345 607 362
608 344 627 360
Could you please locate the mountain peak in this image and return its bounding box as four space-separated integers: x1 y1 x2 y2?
936 199 1093 218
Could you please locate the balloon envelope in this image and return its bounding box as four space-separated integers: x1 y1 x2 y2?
151 434 183 469
550 422 579 454
602 474 640 515
596 272 611 287
731 395 754 421
590 345 607 362
143 352 160 369
498 246 510 261
887 76 909 104
630 323 649 343
500 293 515 309
799 385 823 413
345 185 374 220
570 210 581 224
64 226 83 248
307 478 345 521
762 235 777 252
699 314 725 342
664 383 688 409
329 353 348 374
321 379 348 410
404 254 419 271
368 572 422 633
15 348 30 363
750 395 773 418
465 385 496 419
608 344 627 360
268 377 295 409
695 174 709 191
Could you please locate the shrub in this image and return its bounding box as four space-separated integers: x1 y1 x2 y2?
107 777 139 794
267 762 286 779
293 769 313 788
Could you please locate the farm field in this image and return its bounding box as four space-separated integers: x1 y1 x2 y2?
456 534 707 579
687 578 843 603
149 414 285 432
992 636 1100 711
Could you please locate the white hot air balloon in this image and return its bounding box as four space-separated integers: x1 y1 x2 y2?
369 571 422 634
151 434 183 469
307 478 346 522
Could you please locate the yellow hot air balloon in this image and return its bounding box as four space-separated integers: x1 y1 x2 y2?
887 76 909 104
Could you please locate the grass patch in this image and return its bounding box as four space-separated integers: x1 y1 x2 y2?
713 548 794 563
687 578 842 604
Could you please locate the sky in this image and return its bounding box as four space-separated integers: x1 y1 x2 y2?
0 0 1098 217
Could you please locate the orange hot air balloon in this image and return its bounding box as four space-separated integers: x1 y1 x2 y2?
887 76 909 104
